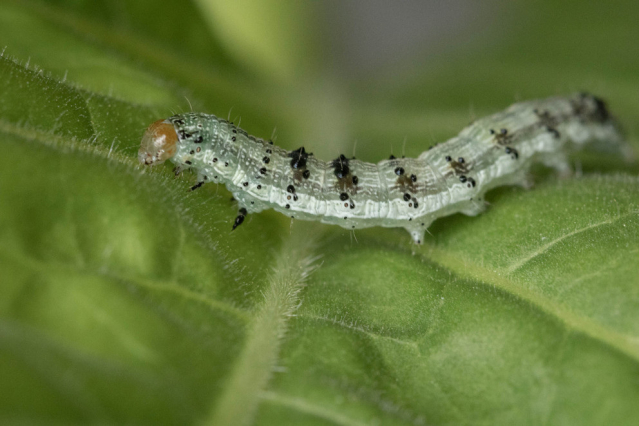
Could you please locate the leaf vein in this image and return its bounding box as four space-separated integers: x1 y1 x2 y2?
505 211 638 274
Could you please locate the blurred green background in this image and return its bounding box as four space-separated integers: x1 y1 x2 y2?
1 0 639 425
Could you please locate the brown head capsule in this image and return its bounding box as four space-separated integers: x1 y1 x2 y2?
138 120 179 166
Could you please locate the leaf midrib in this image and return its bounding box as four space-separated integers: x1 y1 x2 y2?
203 230 318 426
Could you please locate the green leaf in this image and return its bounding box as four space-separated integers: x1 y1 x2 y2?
1 1 638 425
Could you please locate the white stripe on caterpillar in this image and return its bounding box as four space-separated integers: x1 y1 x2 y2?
139 93 630 244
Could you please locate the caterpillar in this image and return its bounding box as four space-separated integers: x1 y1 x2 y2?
139 93 629 244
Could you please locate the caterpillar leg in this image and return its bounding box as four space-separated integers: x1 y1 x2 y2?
406 222 431 245
460 198 487 216
232 208 248 230
190 172 209 191
190 181 204 191
515 172 535 190
503 169 534 189
540 152 571 178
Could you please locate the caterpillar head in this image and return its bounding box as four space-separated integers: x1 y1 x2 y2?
138 120 179 165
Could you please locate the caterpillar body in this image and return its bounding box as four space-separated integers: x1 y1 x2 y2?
139 93 629 244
